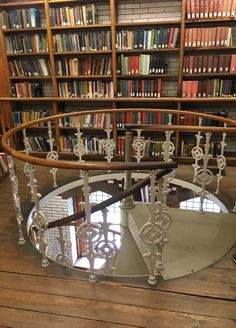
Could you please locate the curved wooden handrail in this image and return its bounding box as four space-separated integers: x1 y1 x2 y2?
47 167 174 229
1 108 236 170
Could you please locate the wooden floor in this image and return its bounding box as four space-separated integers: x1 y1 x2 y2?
0 161 236 328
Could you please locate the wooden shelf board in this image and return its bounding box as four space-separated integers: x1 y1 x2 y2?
116 21 181 27
3 27 47 33
185 18 236 25
0 1 43 7
183 73 236 78
7 52 49 57
51 24 111 30
184 46 236 52
10 76 52 80
117 74 178 79
56 75 113 79
53 50 112 55
117 48 180 54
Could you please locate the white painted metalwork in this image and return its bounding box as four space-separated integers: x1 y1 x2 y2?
7 155 25 245
161 114 175 163
103 114 115 162
96 208 118 272
137 112 142 125
195 133 214 213
77 170 101 282
139 171 172 285
132 129 145 162
46 121 59 188
55 226 72 266
216 124 227 194
23 129 34 201
192 117 203 183
74 123 87 162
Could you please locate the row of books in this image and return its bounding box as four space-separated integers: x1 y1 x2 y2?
5 35 48 54
117 79 162 98
117 136 165 157
25 136 50 152
55 57 112 76
60 136 108 154
186 0 235 20
116 111 172 128
184 27 232 48
116 54 168 75
52 32 111 52
180 141 222 158
11 82 43 98
50 4 98 27
116 28 179 50
58 113 109 128
179 109 228 126
183 54 236 74
0 152 8 175
182 79 236 98
9 58 51 77
0 8 41 29
58 81 114 98
12 110 49 126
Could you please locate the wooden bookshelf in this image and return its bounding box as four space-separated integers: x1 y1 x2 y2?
0 0 235 161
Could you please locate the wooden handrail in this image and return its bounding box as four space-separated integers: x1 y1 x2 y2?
47 167 174 229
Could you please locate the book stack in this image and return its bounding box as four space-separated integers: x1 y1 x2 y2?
5 34 48 53
185 27 232 48
59 113 107 128
116 111 172 127
116 27 179 50
58 81 114 98
183 54 236 74
0 8 41 29
53 31 111 52
50 4 98 26
55 57 111 76
60 135 107 154
117 54 167 75
117 79 162 98
186 0 236 20
11 82 43 97
12 110 49 125
9 58 51 76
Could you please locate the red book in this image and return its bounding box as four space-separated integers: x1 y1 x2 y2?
202 55 208 73
207 55 213 73
226 0 233 16
193 56 198 73
191 81 198 97
208 27 213 47
218 0 223 17
195 0 200 19
185 29 189 47
218 54 224 72
168 27 175 48
204 0 209 17
182 81 187 97
188 28 193 47
231 0 236 16
206 79 212 97
224 55 231 72
189 56 194 73
196 28 201 47
186 81 192 97
198 55 203 73
199 0 205 18
222 0 228 17
190 0 196 19
200 28 205 47
213 0 219 17
192 28 197 47
204 28 209 47
186 0 191 20
183 56 187 73
212 27 217 47
157 78 162 98
185 56 190 73
230 54 236 72
212 55 219 72
208 0 214 17
215 27 222 47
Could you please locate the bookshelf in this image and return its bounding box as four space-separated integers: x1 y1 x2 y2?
0 0 235 162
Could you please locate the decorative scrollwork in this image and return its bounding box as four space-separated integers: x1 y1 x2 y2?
132 129 144 162
47 122 59 187
77 222 103 245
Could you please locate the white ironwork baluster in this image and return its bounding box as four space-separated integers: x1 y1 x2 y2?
137 112 142 124
46 121 59 188
74 123 87 162
77 171 102 282
55 226 72 266
95 208 118 272
133 129 145 162
139 171 172 285
216 124 227 194
192 117 203 183
195 133 213 213
7 155 25 244
26 163 49 267
23 129 34 201
161 114 175 208
103 113 115 162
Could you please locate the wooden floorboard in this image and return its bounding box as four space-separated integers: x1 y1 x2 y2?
0 161 235 328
